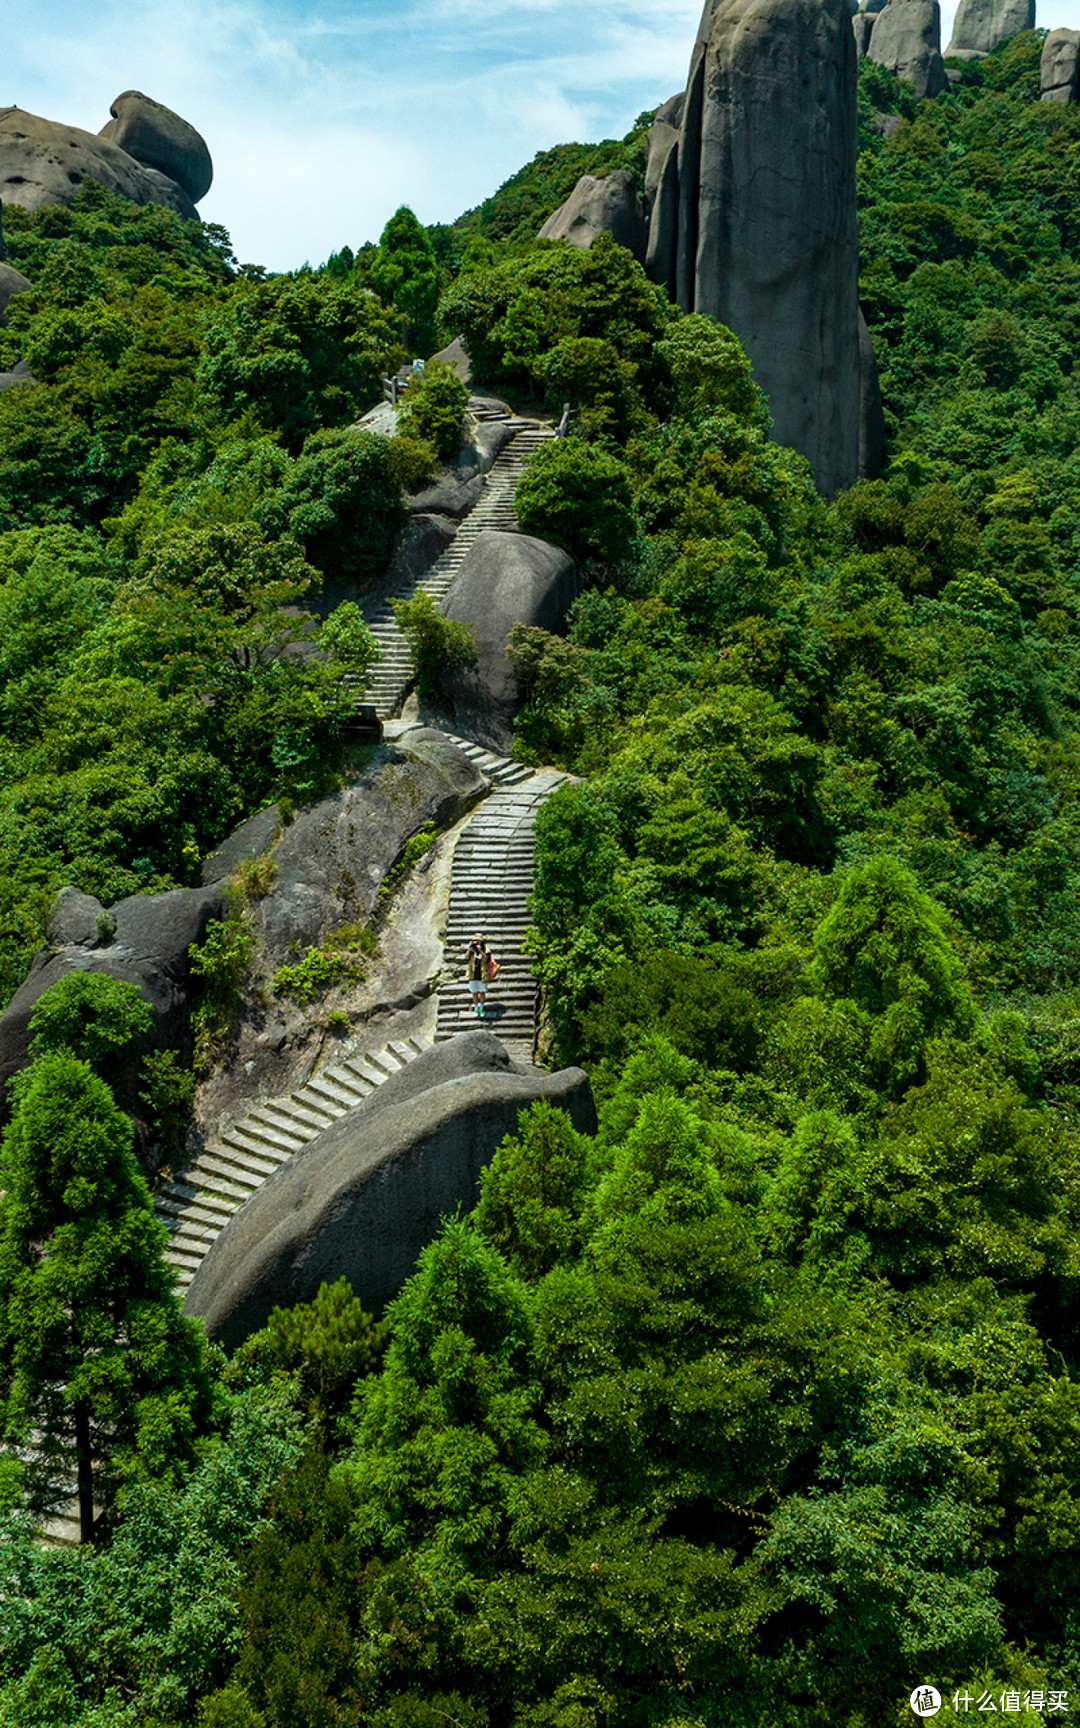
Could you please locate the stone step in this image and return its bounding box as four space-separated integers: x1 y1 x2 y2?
360 425 557 721
295 1075 360 1112
249 1099 331 1137
156 1192 235 1230
187 1151 268 1192
221 1119 303 1158
207 1147 285 1188
169 1167 254 1207
154 1035 432 1289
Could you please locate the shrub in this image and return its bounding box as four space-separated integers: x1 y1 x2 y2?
391 590 478 700
379 824 439 900
138 1049 196 1156
271 946 359 1002
189 915 253 1067
28 971 153 1076
255 428 405 588
514 437 637 567
398 358 470 460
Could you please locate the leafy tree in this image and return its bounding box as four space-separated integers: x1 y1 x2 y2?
397 358 470 460
812 854 977 1091
0 1053 212 1540
474 1102 592 1280
319 601 382 703
255 427 406 588
514 438 636 567
196 274 399 451
658 312 770 432
232 1276 386 1440
0 527 110 740
369 207 440 354
235 1448 363 1728
391 591 477 700
28 971 152 1074
349 1221 544 1577
440 232 670 403
0 1383 302 1724
581 949 761 1070
536 336 644 441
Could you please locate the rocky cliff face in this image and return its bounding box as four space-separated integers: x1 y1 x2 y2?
0 94 211 220
866 0 946 98
538 170 647 261
1041 29 1080 104
646 0 863 498
946 0 1034 57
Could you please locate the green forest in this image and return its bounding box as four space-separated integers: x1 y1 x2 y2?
2 29 1080 1728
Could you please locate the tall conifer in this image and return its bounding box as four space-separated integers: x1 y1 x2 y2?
0 1052 210 1540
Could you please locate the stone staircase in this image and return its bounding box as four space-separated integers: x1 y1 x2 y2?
434 728 537 790
155 1035 429 1293
436 770 567 1056
364 423 556 719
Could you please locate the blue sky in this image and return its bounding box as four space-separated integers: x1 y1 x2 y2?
7 0 1079 270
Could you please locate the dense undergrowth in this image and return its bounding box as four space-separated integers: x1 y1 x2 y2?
1 30 1080 1728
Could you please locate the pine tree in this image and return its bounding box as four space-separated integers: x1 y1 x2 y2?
0 1052 212 1540
369 206 439 354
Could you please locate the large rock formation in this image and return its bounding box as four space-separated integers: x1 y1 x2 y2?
0 881 225 1131
538 170 647 263
867 0 947 98
1040 30 1080 103
184 1032 598 1345
648 0 862 499
255 736 485 970
437 530 579 754
853 10 877 54
644 95 684 296
0 102 205 220
99 91 212 204
945 0 1034 57
0 204 31 323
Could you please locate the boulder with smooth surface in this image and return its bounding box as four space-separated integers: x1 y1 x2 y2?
0 261 30 323
0 881 224 1103
437 530 578 754
867 0 946 98
538 170 647 263
98 90 212 203
184 1032 597 1346
0 200 31 321
0 106 197 219
679 0 862 499
256 737 485 969
945 0 1033 56
1041 29 1080 103
200 806 281 886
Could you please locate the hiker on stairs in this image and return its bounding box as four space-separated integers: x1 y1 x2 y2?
465 932 496 1018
